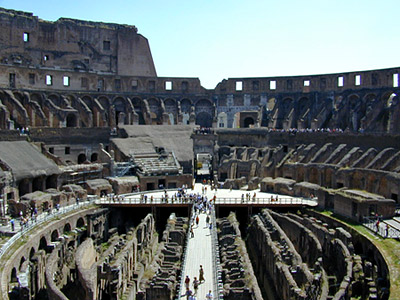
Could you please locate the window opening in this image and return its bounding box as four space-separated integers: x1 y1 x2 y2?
63 76 70 87
165 81 172 90
338 76 344 87
46 75 52 86
236 81 243 91
355 75 361 86
23 32 29 42
269 80 276 90
393 73 399 88
304 80 310 87
103 40 110 50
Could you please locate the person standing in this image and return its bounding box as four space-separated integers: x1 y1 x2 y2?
206 290 213 300
185 288 193 300
185 275 190 289
192 277 199 295
199 265 205 283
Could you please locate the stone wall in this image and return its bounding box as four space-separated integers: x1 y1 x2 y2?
217 212 263 300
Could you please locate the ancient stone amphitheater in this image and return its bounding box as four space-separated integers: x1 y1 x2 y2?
0 6 398 300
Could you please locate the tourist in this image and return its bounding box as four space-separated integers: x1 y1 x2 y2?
206 290 213 300
185 275 190 289
185 287 193 300
196 215 199 227
190 225 194 238
199 265 205 283
10 219 14 231
192 276 199 294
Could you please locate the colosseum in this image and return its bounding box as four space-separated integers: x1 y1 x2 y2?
0 6 399 300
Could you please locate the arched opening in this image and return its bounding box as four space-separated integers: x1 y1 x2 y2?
46 175 58 190
132 97 145 124
66 113 77 127
180 99 192 113
77 153 87 164
218 112 227 128
29 247 35 261
19 257 26 271
10 267 17 283
32 177 43 192
147 98 161 124
90 153 98 162
243 117 255 128
18 179 30 197
64 223 71 234
39 237 47 252
113 97 127 125
51 230 59 242
76 217 85 228
196 112 213 128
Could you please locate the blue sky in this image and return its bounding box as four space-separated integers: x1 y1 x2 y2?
0 0 398 89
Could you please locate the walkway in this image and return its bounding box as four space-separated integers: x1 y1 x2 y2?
96 183 317 208
178 211 216 299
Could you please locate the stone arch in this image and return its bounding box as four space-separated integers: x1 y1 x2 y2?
180 98 192 113
297 97 311 128
243 117 255 128
196 112 213 128
39 236 47 251
32 176 44 192
48 93 70 109
30 93 44 107
78 153 87 164
348 94 362 131
276 97 293 129
131 97 145 124
29 247 36 261
19 256 26 270
91 152 98 162
64 223 71 233
98 96 111 110
10 267 17 283
46 175 58 190
112 96 129 125
98 96 111 126
66 113 77 127
217 112 227 128
147 98 162 121
195 99 214 127
18 179 30 196
51 229 59 242
164 98 177 124
77 217 85 228
81 95 93 109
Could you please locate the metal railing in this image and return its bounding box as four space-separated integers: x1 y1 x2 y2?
0 199 94 259
210 205 223 299
96 194 316 207
362 216 400 239
176 205 195 300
